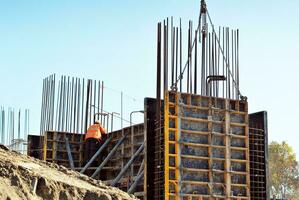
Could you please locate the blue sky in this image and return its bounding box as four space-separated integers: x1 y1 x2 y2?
0 1 298 157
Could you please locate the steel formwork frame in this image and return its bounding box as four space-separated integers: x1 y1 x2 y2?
249 112 269 200
42 131 84 167
163 91 250 200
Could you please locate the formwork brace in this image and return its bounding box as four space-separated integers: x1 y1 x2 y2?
128 159 144 194
91 133 128 178
111 142 145 186
65 138 75 170
80 136 112 174
128 170 144 194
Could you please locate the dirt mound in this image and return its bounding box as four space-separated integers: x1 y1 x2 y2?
0 145 137 200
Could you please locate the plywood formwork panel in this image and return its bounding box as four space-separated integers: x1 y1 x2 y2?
164 91 250 199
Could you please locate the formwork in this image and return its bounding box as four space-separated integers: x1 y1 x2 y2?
249 112 269 200
42 131 84 168
144 97 165 200
163 91 250 200
36 127 145 198
27 135 44 159
103 123 145 199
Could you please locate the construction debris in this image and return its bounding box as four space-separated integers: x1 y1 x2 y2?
0 144 137 200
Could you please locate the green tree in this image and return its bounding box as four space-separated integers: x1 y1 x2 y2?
269 141 299 199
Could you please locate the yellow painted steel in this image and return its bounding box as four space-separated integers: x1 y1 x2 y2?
164 91 170 200
164 92 250 199
43 133 47 160
174 92 180 200
165 91 180 200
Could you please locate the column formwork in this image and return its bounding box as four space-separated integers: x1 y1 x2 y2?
163 91 250 200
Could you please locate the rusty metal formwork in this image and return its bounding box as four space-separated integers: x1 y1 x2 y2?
163 91 250 200
42 131 84 168
103 123 145 199
28 124 146 198
144 98 165 200
27 135 44 159
27 102 268 200
249 112 269 200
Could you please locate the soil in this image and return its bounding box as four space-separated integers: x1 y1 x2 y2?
0 145 137 200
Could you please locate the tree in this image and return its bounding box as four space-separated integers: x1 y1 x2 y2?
269 141 299 199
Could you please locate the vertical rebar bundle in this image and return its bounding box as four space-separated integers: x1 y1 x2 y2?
40 75 106 135
0 107 30 153
157 6 242 100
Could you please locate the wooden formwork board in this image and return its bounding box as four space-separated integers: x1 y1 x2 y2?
164 91 250 200
42 131 84 168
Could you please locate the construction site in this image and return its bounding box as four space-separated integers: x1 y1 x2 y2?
0 1 270 200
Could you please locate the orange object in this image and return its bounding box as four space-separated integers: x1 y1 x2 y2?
85 124 106 141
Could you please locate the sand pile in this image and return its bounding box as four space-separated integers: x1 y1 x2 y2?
0 145 137 200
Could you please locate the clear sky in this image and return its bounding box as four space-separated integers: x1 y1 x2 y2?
0 1 298 157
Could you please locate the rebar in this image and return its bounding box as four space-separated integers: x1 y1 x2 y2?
0 107 30 153
39 75 105 135
156 5 241 100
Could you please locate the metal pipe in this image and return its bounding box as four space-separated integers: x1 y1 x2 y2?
65 138 75 170
73 78 78 132
218 27 221 98
171 17 174 87
187 23 190 93
111 112 120 132
77 79 81 133
207 33 213 96
237 29 240 99
80 136 112 174
106 114 109 133
222 27 225 98
111 142 145 186
190 21 193 93
89 80 92 127
93 112 108 129
84 80 90 133
93 80 96 124
194 30 197 94
40 79 46 134
65 77 70 132
69 77 74 132
179 18 182 92
81 79 85 133
229 31 232 99
163 20 167 93
97 81 101 122
175 27 178 90
157 22 161 110
130 110 144 180
166 18 169 91
91 132 129 178
46 76 51 132
101 81 104 124
127 170 144 194
62 76 66 131
18 109 20 139
231 30 234 99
